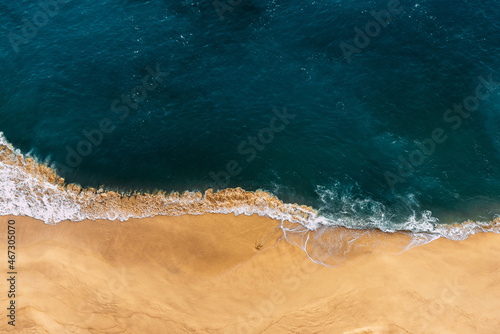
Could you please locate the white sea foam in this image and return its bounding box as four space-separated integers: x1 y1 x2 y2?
0 131 499 258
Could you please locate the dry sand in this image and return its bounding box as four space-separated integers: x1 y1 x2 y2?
0 213 499 333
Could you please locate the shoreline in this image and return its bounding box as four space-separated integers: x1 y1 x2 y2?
2 132 500 241
1 213 500 333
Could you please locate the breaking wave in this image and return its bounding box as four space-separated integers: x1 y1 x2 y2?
1 132 499 266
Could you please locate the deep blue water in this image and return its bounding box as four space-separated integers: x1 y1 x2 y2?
0 0 499 228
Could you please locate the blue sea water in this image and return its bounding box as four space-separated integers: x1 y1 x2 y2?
0 0 499 230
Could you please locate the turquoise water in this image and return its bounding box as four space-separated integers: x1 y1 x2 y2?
0 0 499 230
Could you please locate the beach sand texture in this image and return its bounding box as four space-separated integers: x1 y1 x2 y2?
1 214 499 333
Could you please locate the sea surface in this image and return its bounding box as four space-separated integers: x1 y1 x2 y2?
0 0 499 248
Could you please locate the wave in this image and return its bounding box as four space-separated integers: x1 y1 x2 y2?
0 132 318 225
1 132 499 265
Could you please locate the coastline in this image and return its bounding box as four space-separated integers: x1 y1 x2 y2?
1 213 500 333
2 131 500 244
1 2 499 333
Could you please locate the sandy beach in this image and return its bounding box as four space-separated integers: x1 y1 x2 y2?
1 1 499 333
1 214 499 333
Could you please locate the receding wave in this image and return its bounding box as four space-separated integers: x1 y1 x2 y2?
1 132 499 266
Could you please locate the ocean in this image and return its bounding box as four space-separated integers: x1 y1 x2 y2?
0 0 499 261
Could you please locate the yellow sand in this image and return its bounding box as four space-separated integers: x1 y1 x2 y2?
0 214 499 333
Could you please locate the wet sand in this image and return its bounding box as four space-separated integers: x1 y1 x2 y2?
1 214 499 333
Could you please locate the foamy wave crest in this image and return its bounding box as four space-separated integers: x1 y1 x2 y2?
0 132 319 225
1 132 499 249
313 182 500 242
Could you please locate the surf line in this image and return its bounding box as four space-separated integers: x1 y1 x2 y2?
339 0 402 63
